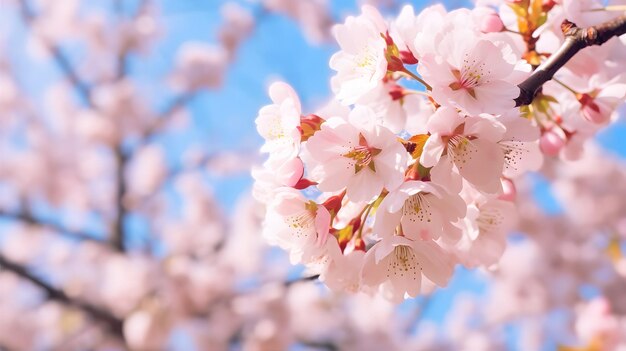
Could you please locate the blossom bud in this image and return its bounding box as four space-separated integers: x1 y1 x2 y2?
386 54 405 73
479 11 504 33
539 129 566 156
405 166 420 181
388 83 406 101
382 31 394 46
294 178 317 190
577 93 607 124
400 50 418 65
543 0 557 11
499 178 517 202
351 216 362 232
354 237 366 252
300 114 325 142
322 191 345 216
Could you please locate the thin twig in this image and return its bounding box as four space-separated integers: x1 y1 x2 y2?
0 210 108 245
284 274 320 287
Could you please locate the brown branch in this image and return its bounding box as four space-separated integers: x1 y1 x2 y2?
109 3 135 252
285 274 320 286
0 254 124 338
0 210 109 245
298 340 338 351
516 14 626 106
111 148 129 252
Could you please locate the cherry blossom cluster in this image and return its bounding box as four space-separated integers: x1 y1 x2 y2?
0 1 388 349
254 1 626 302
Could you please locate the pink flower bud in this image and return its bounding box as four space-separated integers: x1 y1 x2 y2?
294 178 317 190
400 50 418 65
322 191 345 216
578 93 608 124
499 178 517 202
300 114 325 142
388 83 406 101
543 0 557 11
480 12 504 33
539 129 566 156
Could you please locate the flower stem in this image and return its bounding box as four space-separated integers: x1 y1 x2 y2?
405 89 431 97
400 68 432 91
552 77 579 95
587 6 626 12
505 28 522 35
357 204 374 239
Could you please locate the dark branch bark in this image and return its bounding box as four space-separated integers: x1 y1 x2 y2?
0 254 124 338
112 148 129 252
0 210 108 245
284 274 320 286
298 340 339 351
516 14 626 106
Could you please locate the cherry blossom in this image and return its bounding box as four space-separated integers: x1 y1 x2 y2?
421 107 506 194
361 235 455 303
263 188 331 264
418 28 527 115
253 0 626 307
452 197 516 268
330 6 388 105
255 82 302 161
302 106 408 202
374 181 466 243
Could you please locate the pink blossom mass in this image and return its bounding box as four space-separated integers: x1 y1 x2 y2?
254 0 626 313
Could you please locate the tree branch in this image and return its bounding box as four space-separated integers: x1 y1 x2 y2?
0 210 109 245
298 340 339 351
516 14 626 106
284 274 320 286
0 254 124 338
111 148 129 252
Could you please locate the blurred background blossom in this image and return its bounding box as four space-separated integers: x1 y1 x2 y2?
1 0 626 350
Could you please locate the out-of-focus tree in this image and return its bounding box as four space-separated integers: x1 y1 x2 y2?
0 0 338 349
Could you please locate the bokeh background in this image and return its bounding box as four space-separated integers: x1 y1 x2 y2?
2 0 626 350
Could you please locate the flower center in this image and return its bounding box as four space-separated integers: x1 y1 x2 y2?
268 116 286 140
448 58 489 99
387 245 421 277
355 46 378 80
403 193 433 224
343 133 382 173
476 207 504 234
